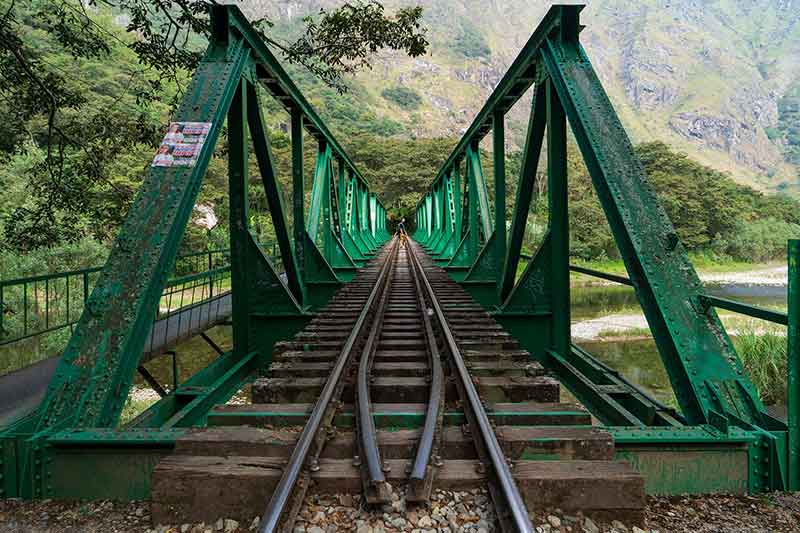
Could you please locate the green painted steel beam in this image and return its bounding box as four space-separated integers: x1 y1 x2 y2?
541 346 685 428
610 426 754 495
292 108 306 279
570 264 634 287
307 142 327 244
789 239 800 490
493 109 507 301
467 156 479 261
539 7 768 429
546 77 570 356
699 295 787 326
229 79 251 359
468 146 493 241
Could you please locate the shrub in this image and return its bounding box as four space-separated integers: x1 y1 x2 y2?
381 86 422 110
364 116 406 136
711 218 800 262
0 238 108 280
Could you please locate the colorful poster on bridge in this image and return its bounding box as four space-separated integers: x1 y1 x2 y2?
151 122 212 168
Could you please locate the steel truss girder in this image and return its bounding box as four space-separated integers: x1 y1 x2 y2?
308 142 359 273
538 14 766 428
415 4 788 492
0 4 386 499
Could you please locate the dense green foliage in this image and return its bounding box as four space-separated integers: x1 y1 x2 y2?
292 71 406 137
381 85 423 110
0 4 174 251
557 142 800 261
345 134 456 214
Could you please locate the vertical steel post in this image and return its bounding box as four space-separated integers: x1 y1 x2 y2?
208 248 214 297
493 108 506 297
789 239 800 490
360 185 366 237
319 142 333 262
547 78 570 356
426 192 432 241
66 277 71 333
453 164 462 242
468 146 479 259
433 183 441 242
370 193 377 237
291 108 305 278
228 80 250 357
172 351 179 391
338 158 346 226
439 172 453 251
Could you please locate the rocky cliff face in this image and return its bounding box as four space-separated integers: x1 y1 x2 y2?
243 0 800 191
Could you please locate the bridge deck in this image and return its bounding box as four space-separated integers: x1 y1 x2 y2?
0 292 232 426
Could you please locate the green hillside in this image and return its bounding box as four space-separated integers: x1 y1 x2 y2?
252 0 800 192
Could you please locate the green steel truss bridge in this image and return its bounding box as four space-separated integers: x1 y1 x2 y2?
2 3 800 521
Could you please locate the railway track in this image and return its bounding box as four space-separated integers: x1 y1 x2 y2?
151 239 644 530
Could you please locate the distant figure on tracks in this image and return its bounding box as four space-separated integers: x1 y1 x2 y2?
397 218 407 245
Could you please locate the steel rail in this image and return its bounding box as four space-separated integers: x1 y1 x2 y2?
259 237 400 533
405 240 534 532
356 240 398 504
405 241 445 501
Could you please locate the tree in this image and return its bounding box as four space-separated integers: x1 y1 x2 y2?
0 0 428 250
381 85 422 110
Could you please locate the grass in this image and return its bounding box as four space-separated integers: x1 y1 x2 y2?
516 251 776 287
734 327 787 406
596 327 652 339
571 254 778 280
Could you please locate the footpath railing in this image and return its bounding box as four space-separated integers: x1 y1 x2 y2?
0 242 282 375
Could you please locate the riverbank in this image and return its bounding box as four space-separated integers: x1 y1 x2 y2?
571 259 786 287
571 262 788 341
572 313 786 342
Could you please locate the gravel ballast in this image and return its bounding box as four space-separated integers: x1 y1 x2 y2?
2 492 800 532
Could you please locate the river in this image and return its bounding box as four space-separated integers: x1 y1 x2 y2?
573 268 788 405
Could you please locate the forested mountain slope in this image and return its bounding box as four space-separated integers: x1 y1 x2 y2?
247 0 800 192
